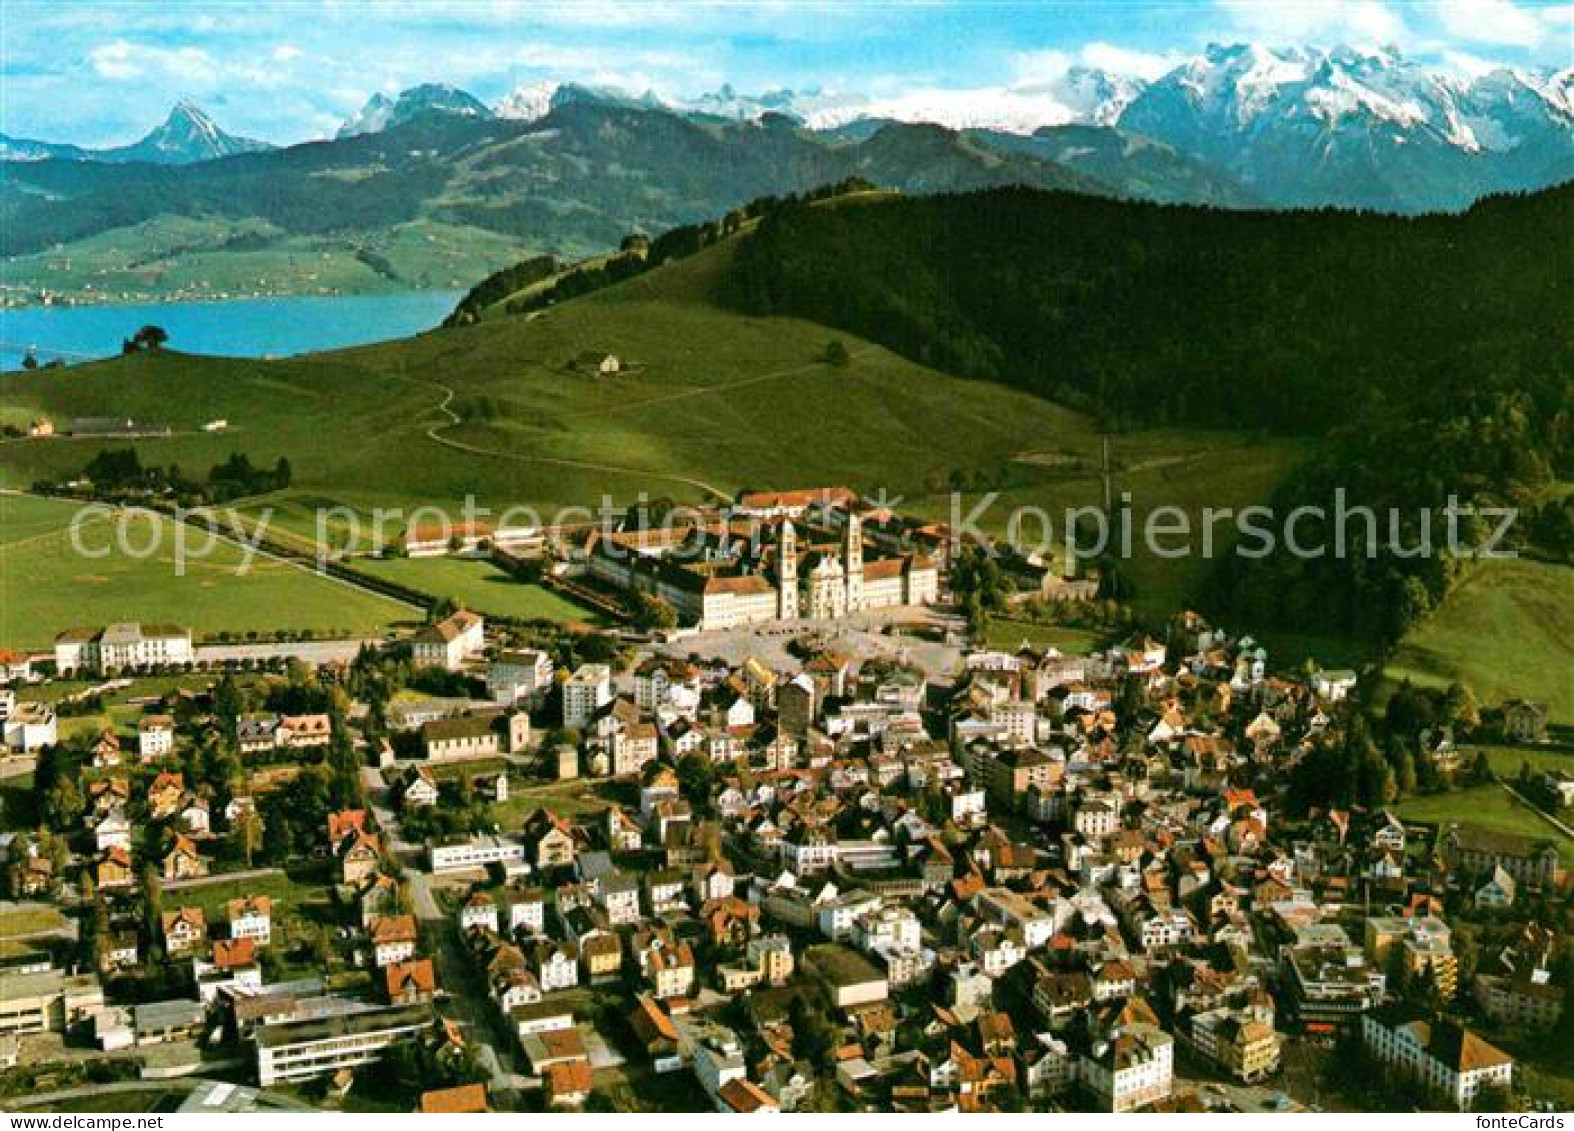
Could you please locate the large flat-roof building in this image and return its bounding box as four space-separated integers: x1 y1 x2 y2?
0 970 104 1035
253 1003 432 1086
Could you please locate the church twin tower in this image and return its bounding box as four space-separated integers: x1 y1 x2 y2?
776 512 864 621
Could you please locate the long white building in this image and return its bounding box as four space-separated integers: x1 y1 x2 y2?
253 1003 432 1086
55 623 193 675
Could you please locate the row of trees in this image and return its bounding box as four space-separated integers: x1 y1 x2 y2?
48 447 294 506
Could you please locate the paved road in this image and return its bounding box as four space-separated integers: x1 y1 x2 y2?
370 779 528 1096
194 639 388 666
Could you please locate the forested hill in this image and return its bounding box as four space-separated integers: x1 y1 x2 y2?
722 184 1574 433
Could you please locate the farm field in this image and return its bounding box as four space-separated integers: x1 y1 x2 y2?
350 555 604 623
0 493 409 648
1385 558 1574 722
1395 784 1573 865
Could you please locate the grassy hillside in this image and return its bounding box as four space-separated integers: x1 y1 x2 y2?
7 184 1565 707
0 229 1303 625
1385 558 1574 721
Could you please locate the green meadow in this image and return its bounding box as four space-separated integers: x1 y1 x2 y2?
351 555 604 623
0 493 409 648
1385 558 1574 721
0 235 1309 637
1396 784 1573 866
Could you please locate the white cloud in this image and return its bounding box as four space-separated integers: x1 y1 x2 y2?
1012 49 1075 81
272 43 304 63
87 40 220 84
1013 42 1178 83
1217 0 1410 47
811 85 1075 134
1079 42 1179 81
1436 0 1547 46
1439 49 1501 77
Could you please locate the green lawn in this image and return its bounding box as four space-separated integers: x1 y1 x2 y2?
173 867 328 922
1396 785 1573 865
0 494 410 648
0 905 68 937
1386 558 1574 722
981 619 1108 654
492 777 624 826
0 772 38 831
352 556 604 623
1477 742 1574 778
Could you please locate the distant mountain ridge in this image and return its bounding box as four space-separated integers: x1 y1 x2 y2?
1 101 271 165
336 84 494 138
9 42 1572 209
4 44 1572 303
433 47 1574 210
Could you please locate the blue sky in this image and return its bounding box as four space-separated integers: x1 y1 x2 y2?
4 0 1571 145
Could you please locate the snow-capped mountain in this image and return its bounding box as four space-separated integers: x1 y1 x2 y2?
1117 43 1573 209
495 81 559 122
337 84 494 139
1005 66 1148 128
5 47 1569 212
356 53 1571 208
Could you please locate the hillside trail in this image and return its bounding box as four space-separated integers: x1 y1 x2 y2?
387 344 878 504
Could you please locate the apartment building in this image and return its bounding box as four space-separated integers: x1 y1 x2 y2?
253 1004 433 1086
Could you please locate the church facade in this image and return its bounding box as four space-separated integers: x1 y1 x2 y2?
586 506 940 632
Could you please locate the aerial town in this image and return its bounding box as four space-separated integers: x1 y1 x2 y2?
0 484 1565 1114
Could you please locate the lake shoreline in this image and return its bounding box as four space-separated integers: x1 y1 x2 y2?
1 289 462 363
0 284 454 312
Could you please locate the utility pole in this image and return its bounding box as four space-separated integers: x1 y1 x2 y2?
1101 434 1114 516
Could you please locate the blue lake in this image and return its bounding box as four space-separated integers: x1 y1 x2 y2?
1 290 463 365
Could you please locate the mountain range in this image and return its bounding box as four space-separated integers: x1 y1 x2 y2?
3 42 1571 302
8 43 1571 209
0 100 271 165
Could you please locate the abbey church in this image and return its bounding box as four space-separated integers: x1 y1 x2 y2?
585 489 941 631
